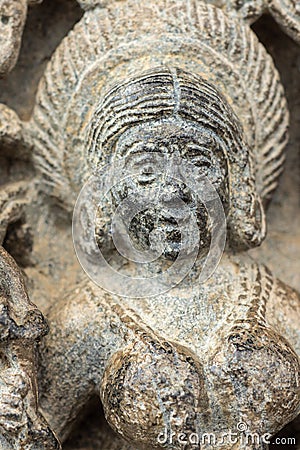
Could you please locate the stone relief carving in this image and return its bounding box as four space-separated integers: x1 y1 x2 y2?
0 0 299 449
0 247 59 449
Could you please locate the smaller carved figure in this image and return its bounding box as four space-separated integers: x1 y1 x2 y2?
0 246 60 449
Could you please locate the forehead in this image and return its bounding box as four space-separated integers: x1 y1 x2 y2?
115 119 222 155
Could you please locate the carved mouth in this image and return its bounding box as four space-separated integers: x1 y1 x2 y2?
109 188 209 262
129 211 201 261
149 220 182 260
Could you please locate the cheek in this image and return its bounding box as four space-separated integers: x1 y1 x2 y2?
195 204 210 230
205 165 229 213
112 175 164 205
206 163 227 186
110 178 137 205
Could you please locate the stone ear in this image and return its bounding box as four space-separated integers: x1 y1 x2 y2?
224 138 267 251
227 189 266 250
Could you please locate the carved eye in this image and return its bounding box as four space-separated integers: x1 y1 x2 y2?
190 155 212 169
137 162 157 184
126 152 160 184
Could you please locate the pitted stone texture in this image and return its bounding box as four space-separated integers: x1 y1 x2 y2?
0 0 27 76
207 0 300 44
0 0 43 76
26 0 289 221
0 247 60 449
77 0 111 9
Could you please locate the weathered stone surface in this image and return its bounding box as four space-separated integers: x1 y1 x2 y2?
207 0 300 44
0 0 27 76
27 0 289 212
0 0 44 76
0 0 299 449
0 247 60 449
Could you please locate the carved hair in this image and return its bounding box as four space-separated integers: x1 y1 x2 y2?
29 0 287 221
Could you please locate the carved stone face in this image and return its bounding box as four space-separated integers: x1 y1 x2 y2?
90 67 267 253
108 119 229 261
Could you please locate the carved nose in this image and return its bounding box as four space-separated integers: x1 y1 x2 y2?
161 182 193 203
159 187 194 222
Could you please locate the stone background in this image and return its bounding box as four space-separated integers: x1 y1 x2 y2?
0 0 299 448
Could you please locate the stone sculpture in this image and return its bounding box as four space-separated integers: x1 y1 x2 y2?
0 0 299 80
0 0 299 449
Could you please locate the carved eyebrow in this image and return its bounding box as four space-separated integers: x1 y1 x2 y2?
121 141 162 157
182 143 213 156
126 153 160 168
